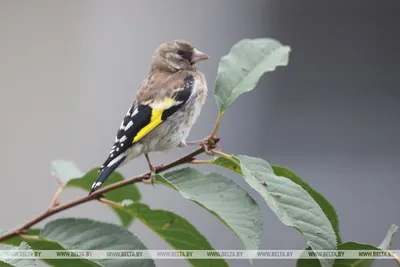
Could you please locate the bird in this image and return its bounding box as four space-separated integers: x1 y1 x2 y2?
89 40 210 194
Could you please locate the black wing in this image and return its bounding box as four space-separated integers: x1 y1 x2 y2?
89 74 195 194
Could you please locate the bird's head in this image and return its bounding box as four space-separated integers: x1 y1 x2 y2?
151 40 210 72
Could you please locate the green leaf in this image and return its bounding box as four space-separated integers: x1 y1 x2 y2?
14 207 211 266
296 247 321 267
214 157 242 174
41 218 155 267
51 160 142 227
214 38 291 111
297 243 390 267
333 242 377 267
0 242 36 267
157 167 263 252
272 166 341 245
236 155 337 267
51 160 84 184
214 157 342 244
1 229 98 267
215 158 399 267
0 261 14 267
66 168 141 227
333 224 399 267
297 224 399 267
122 203 229 267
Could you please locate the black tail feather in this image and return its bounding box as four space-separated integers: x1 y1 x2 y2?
89 155 126 195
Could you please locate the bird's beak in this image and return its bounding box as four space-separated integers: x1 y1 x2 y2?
191 49 210 63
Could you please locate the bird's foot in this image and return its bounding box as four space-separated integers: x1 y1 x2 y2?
178 141 187 148
144 162 164 187
148 163 164 173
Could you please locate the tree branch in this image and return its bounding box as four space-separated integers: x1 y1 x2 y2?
0 146 209 242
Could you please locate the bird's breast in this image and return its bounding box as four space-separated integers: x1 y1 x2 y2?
143 74 207 153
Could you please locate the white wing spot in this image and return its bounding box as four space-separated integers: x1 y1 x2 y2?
131 108 138 117
125 120 133 130
120 135 127 142
107 153 125 167
110 153 114 157
174 100 183 106
116 147 120 152
92 182 102 189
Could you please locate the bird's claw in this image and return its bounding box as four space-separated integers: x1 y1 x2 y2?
178 141 187 148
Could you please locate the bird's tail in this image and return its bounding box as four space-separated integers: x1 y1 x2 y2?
89 155 126 195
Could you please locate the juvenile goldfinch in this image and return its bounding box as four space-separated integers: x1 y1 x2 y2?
89 40 209 194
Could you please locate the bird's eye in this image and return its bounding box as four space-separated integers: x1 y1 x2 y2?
177 50 184 55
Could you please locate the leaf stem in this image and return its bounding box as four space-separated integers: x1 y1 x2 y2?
99 198 123 208
49 187 63 208
210 111 224 138
190 159 214 165
209 149 240 168
209 149 237 162
388 250 400 265
18 234 40 240
50 173 65 187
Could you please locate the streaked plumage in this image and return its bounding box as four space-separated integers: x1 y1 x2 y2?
89 40 209 194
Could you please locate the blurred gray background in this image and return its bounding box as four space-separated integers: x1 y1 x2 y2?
1 1 399 266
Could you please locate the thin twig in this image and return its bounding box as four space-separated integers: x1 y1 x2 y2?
0 145 213 243
49 187 63 208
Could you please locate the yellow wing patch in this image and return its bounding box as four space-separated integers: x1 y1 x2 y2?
133 109 163 143
151 96 179 110
132 97 179 143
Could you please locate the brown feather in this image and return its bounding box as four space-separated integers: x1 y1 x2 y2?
135 70 205 104
89 40 208 194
